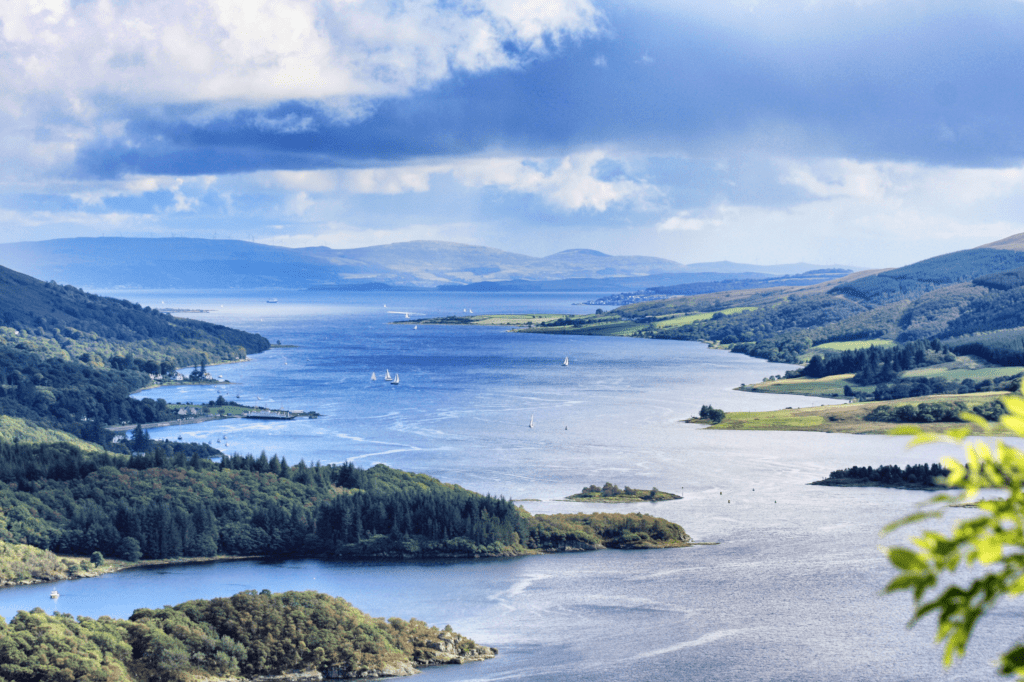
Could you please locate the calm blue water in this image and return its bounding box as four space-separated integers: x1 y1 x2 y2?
2 290 1015 680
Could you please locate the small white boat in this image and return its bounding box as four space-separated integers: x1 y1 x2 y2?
391 374 400 385
529 415 534 428
384 370 391 381
468 309 473 313
405 313 409 319
414 325 418 330
50 590 59 599
563 357 569 366
371 372 377 381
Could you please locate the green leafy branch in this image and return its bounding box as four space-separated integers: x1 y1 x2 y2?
885 395 1024 676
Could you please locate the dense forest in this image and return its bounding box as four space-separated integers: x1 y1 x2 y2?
816 463 950 488
0 441 689 561
0 590 495 681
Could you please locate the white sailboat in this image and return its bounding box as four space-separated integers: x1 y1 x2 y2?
384 369 391 381
371 372 377 381
50 590 59 599
391 374 400 385
563 356 569 366
414 325 418 330
529 415 534 428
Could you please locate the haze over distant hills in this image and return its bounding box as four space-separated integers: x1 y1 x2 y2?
0 237 846 290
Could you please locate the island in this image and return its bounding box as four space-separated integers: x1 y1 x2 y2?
0 590 496 680
810 463 951 491
567 482 682 503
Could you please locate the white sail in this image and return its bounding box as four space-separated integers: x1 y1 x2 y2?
371 372 377 380
391 374 400 385
563 357 569 366
529 415 534 428
384 369 391 380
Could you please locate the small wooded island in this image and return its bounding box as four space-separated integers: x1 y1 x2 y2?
568 482 682 503
0 590 496 680
811 463 951 490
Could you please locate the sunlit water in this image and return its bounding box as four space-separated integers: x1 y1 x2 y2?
2 290 1017 680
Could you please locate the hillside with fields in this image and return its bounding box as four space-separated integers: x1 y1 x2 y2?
411 233 1024 421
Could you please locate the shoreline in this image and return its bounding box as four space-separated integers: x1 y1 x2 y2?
0 554 264 588
2 541 703 591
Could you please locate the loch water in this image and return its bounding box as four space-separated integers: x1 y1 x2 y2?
2 290 1018 681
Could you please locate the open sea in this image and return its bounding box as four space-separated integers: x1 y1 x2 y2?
1 289 1018 681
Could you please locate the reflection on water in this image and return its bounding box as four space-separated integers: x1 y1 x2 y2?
2 290 1013 680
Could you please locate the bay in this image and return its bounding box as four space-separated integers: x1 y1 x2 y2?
1 289 1013 680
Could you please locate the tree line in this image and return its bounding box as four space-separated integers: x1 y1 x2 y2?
826 463 949 486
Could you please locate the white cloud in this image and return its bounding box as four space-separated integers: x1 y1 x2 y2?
452 151 657 210
345 167 435 195
0 0 601 113
256 151 656 211
67 175 215 211
257 221 483 249
657 205 735 232
653 158 1024 266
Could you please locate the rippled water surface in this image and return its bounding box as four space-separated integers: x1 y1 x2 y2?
2 290 1015 681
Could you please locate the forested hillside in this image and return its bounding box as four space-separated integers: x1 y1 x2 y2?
0 590 496 681
0 264 270 446
0 442 690 560
0 264 269 367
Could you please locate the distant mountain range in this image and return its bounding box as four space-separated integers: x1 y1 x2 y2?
0 237 849 290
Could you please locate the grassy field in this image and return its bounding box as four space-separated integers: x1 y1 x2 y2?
902 362 1024 381
695 392 1010 434
740 373 865 399
798 339 895 362
651 307 757 330
0 415 107 453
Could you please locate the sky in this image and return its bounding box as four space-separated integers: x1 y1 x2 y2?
3 0 1024 268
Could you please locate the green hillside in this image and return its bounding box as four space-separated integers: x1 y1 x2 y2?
0 263 268 367
603 235 1024 366
0 264 270 447
0 590 496 681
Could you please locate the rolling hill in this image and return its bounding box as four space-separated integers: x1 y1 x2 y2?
610 233 1024 365
0 237 838 289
